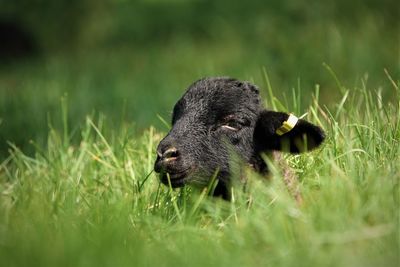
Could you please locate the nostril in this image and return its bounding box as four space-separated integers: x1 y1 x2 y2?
154 146 179 173
162 147 179 161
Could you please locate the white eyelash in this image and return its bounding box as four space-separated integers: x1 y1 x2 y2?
221 125 238 131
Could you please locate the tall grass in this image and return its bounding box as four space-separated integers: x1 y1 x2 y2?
0 74 399 267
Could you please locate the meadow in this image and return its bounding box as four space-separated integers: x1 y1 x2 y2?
0 71 399 266
0 1 399 266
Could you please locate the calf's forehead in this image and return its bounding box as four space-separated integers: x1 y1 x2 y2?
178 77 261 115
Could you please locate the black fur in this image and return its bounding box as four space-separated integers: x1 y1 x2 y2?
154 77 325 199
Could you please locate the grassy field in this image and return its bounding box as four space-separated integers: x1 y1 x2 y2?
0 73 398 266
0 1 399 265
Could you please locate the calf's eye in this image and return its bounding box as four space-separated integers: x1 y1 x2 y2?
221 120 241 131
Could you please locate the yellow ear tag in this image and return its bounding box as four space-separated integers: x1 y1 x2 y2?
275 113 299 136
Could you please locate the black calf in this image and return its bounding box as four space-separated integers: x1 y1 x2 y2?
154 77 325 199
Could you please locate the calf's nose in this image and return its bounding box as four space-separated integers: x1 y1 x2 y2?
154 146 180 173
159 147 179 161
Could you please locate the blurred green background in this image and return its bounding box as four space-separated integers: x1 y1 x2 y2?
0 0 399 157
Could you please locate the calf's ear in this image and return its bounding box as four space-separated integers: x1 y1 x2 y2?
253 110 325 153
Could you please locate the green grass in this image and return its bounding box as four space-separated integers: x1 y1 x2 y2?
0 74 399 267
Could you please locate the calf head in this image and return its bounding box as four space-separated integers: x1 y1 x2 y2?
154 77 325 199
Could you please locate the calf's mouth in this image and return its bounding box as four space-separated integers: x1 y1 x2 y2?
159 167 193 188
